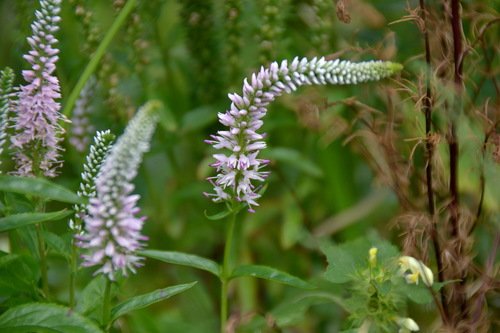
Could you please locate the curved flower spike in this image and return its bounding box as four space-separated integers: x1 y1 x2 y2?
206 57 402 212
78 101 160 280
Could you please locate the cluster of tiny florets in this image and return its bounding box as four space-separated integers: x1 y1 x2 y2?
69 130 115 233
78 103 159 280
10 0 65 177
0 68 15 172
206 57 402 212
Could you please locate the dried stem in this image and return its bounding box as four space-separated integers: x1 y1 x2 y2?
418 0 449 322
449 0 467 323
469 123 497 235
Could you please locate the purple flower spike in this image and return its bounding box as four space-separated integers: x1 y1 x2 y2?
207 57 403 212
11 0 65 177
78 101 160 280
70 76 96 153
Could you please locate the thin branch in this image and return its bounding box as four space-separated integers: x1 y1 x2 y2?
418 0 449 322
450 0 467 322
469 122 498 235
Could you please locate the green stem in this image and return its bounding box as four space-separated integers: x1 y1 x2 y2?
102 279 112 331
34 199 49 298
220 210 237 333
69 239 77 309
62 0 137 118
36 223 49 298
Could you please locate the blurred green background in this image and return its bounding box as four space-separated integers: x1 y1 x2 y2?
0 0 498 332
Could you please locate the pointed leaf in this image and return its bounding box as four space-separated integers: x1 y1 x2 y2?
0 253 40 297
181 106 217 132
0 175 84 204
204 209 232 221
0 210 73 233
229 265 314 289
0 303 104 333
139 250 220 277
111 282 197 321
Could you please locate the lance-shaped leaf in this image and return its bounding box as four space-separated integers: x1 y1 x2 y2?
229 265 314 289
140 250 220 277
0 175 83 204
0 303 104 333
111 282 197 321
0 210 73 233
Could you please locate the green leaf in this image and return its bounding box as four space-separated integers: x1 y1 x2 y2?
320 242 357 284
0 175 84 204
111 282 197 321
76 275 108 318
139 250 220 277
0 303 104 333
229 265 314 289
280 194 303 249
204 209 232 221
433 279 461 291
270 292 341 328
180 106 217 132
0 210 73 233
158 104 178 132
0 253 40 297
321 234 400 284
401 282 433 304
43 231 71 259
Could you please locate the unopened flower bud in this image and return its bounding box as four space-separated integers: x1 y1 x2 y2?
396 317 419 332
369 247 378 268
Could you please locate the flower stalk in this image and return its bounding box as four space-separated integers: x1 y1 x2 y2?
220 208 237 333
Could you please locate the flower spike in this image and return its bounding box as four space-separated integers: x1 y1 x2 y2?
69 130 115 233
11 0 65 177
0 68 15 172
206 57 402 212
78 101 161 280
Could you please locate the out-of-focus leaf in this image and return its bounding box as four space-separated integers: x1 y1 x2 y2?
180 106 217 132
76 275 106 317
0 303 103 333
0 253 39 297
321 234 399 284
139 250 220 277
320 242 357 284
229 265 314 289
43 231 71 259
111 282 197 321
280 194 303 249
264 147 323 178
400 282 433 304
0 210 73 232
270 292 342 328
0 175 84 204
158 104 178 132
